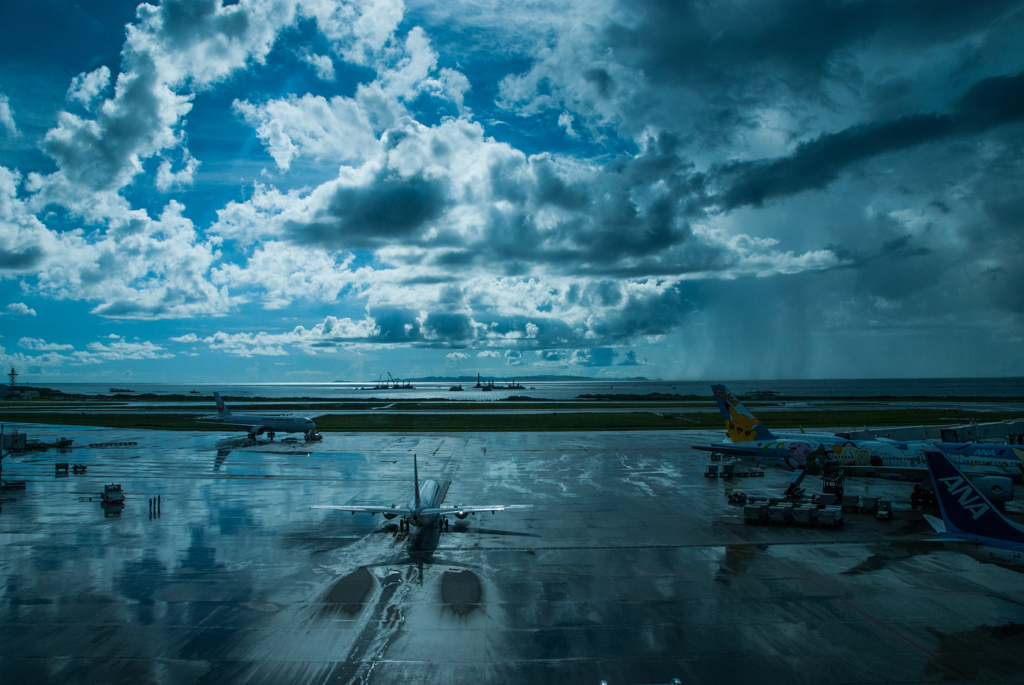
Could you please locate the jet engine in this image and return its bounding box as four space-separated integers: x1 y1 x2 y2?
972 476 1014 504
454 506 469 520
383 505 399 520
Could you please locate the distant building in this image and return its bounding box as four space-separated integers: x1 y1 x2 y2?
1 430 27 451
747 390 781 401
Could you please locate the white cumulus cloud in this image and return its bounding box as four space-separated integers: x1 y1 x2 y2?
301 51 336 80
19 337 73 351
0 94 18 136
67 66 111 108
6 303 37 316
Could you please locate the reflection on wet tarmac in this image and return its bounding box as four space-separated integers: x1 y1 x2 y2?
842 540 939 575
441 569 482 616
924 622 1024 680
2 426 1024 684
322 566 375 616
715 544 757 582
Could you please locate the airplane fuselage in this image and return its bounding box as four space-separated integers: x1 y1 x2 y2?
223 413 314 435
723 436 1024 478
407 478 442 528
938 537 1024 568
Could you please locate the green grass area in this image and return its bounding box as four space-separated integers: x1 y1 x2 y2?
0 413 208 431
2 407 1020 433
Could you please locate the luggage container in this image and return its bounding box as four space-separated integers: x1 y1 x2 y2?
768 503 794 523
842 495 860 510
792 507 818 525
818 506 843 527
705 464 719 477
860 496 878 514
743 504 768 524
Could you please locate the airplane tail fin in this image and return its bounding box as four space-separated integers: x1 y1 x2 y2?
413 453 421 509
214 392 231 416
924 450 1024 543
711 384 776 442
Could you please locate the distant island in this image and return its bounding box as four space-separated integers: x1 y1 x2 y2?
335 375 649 383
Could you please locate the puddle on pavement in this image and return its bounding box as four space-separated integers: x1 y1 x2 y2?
441 569 482 616
321 566 375 616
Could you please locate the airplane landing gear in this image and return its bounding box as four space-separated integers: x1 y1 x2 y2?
911 483 937 509
268 431 276 440
247 432 256 441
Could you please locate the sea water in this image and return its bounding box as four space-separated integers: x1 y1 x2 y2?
36 377 1024 400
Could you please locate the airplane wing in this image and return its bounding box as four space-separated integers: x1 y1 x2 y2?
419 504 534 515
310 505 412 515
691 444 763 457
923 514 946 534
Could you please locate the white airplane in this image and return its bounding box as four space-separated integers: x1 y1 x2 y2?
211 392 318 441
311 454 533 531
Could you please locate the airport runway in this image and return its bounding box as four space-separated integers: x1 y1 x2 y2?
2 427 1023 684
7 398 1024 416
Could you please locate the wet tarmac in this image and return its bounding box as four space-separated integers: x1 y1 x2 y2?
2 426 1024 684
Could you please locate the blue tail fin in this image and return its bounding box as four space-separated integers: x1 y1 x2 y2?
924 451 1024 544
711 384 777 442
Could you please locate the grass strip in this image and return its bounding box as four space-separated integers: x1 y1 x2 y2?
0 413 209 431
2 408 1020 433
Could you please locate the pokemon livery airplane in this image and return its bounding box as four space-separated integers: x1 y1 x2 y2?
694 384 1024 503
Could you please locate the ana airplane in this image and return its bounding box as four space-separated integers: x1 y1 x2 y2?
211 392 317 441
694 384 1024 503
923 449 1024 569
311 453 533 531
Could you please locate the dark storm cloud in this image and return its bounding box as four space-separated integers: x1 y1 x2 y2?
0 245 44 269
328 144 711 277
351 285 692 349
607 0 1018 88
617 350 640 366
420 312 475 341
159 0 252 48
288 174 447 248
372 308 421 342
480 147 705 273
587 284 690 340
710 71 1024 210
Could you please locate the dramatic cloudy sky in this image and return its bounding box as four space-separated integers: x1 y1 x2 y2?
1 0 1023 383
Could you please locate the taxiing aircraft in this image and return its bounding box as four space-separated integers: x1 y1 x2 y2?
311 453 533 530
695 384 1024 502
210 392 317 440
923 450 1024 569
